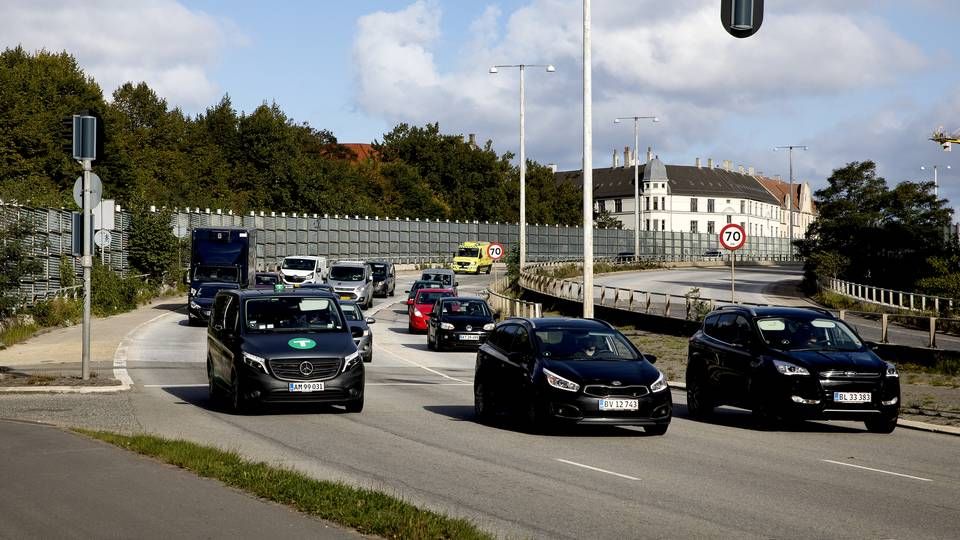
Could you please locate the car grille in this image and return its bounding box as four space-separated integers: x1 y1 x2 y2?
456 262 472 268
820 371 881 379
269 357 341 381
284 274 306 283
583 385 650 398
453 322 489 331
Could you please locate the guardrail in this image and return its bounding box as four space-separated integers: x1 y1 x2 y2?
484 276 542 318
824 277 956 314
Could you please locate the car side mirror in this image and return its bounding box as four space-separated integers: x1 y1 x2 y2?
455 281 460 287
645 354 658 364
366 317 376 324
404 290 410 294
406 298 414 305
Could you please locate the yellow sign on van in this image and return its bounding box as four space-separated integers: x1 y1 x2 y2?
451 241 494 274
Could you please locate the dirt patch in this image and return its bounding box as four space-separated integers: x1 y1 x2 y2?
0 368 120 387
623 330 689 382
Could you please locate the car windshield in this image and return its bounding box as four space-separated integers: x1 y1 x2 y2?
416 291 453 305
410 281 441 296
255 274 278 286
756 317 863 351
439 299 490 317
281 258 315 271
421 272 451 285
194 265 239 283
534 328 640 361
341 303 362 321
457 247 480 258
244 296 345 332
329 266 364 281
196 284 239 298
370 263 388 278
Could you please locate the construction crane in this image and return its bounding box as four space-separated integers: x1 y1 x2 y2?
931 126 960 151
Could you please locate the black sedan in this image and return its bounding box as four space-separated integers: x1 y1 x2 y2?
427 297 494 351
474 317 671 434
686 306 900 432
188 282 240 325
339 300 376 363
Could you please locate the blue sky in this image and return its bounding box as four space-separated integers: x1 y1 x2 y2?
4 1 960 210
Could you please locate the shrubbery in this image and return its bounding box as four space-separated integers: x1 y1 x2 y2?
91 261 157 316
31 297 82 327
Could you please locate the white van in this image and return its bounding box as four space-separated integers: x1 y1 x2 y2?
279 255 327 286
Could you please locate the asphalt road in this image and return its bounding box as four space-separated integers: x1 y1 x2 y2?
108 270 960 539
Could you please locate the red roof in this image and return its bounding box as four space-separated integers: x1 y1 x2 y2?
341 143 378 161
757 176 802 211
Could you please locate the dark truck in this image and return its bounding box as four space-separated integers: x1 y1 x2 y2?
187 228 257 324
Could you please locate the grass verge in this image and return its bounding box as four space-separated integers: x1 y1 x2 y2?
75 430 492 540
0 322 40 348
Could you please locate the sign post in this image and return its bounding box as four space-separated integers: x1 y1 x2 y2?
718 223 746 303
72 114 98 380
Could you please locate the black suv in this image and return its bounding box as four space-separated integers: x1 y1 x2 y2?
427 296 495 351
474 317 672 434
686 306 900 432
207 289 364 413
369 260 396 298
188 282 239 325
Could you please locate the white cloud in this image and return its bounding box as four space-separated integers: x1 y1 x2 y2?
0 0 239 111
351 0 932 178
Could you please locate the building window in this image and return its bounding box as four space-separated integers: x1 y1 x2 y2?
707 199 715 213
645 219 650 230
707 221 715 234
614 199 622 213
726 215 733 224
597 199 606 212
690 198 698 212
690 221 698 233
653 198 659 210
740 200 745 214
661 219 666 231
652 220 658 231
661 197 666 210
645 197 650 211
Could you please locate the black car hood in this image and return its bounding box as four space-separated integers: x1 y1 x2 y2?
242 331 355 358
192 297 214 307
776 349 885 372
543 358 659 385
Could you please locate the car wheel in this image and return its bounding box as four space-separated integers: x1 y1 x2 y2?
435 336 445 352
345 393 364 413
230 371 249 414
685 368 714 419
864 414 898 434
408 324 415 334
474 378 494 423
187 315 197 326
427 333 436 351
522 396 549 433
207 359 225 406
645 423 669 436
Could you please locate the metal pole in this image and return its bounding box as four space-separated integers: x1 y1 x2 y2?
633 117 639 259
934 165 939 199
582 0 593 318
81 159 92 380
519 65 526 270
788 147 794 246
730 251 736 303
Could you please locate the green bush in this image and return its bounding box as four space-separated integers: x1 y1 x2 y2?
59 256 77 289
91 262 142 316
31 297 82 327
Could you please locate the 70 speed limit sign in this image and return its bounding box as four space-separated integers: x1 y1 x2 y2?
719 223 746 251
487 242 505 260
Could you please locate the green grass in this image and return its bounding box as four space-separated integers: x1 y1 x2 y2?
532 261 658 280
76 431 493 540
0 322 40 348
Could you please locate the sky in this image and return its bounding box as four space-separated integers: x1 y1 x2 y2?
3 0 960 211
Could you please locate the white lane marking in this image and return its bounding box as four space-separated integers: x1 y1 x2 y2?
555 458 639 481
114 310 180 388
378 347 470 383
367 382 472 386
821 459 933 482
143 384 207 388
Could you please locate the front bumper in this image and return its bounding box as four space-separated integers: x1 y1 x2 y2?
540 386 673 426
188 302 212 322
757 372 900 420
373 281 390 296
436 329 489 348
409 314 428 331
452 262 479 273
238 363 364 405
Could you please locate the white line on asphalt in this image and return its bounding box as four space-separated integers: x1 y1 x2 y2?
367 382 472 386
555 459 639 481
143 384 207 388
821 459 933 482
113 310 180 389
378 347 470 383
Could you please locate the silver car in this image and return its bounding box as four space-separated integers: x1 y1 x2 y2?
326 261 374 309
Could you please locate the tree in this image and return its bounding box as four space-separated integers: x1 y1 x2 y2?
0 218 43 313
128 208 179 284
594 209 623 229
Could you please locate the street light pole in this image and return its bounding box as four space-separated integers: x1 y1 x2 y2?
583 0 593 318
615 115 658 260
490 63 554 270
921 165 951 199
774 145 807 248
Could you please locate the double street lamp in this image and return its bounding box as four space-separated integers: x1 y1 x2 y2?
489 63 556 270
774 144 807 246
614 115 658 258
920 165 951 199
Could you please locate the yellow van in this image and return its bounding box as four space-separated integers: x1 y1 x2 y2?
451 241 493 274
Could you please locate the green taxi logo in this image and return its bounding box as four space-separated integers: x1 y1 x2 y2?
288 338 316 350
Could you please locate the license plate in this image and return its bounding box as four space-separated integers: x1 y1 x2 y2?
289 382 324 392
599 399 639 411
340 295 351 300
834 392 871 403
459 334 480 341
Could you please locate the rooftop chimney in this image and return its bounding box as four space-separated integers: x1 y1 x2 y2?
624 146 632 167
738 165 745 174
696 157 702 168
547 163 558 173
467 133 477 147
647 146 653 162
748 166 755 175
707 158 714 169
613 149 620 168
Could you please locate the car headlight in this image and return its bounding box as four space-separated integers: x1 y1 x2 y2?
649 371 668 393
773 359 810 376
362 329 370 337
342 350 361 372
543 368 579 392
884 362 899 378
242 352 268 374
483 323 495 331
189 301 201 310
414 309 423 317
440 322 455 330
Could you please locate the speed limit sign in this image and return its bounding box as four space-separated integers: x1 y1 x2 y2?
718 223 746 251
487 242 505 260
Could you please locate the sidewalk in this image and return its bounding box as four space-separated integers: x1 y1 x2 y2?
0 296 185 383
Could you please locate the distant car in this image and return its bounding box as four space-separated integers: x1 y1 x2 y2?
614 251 636 263
254 272 280 289
206 288 363 413
405 280 443 311
686 306 900 433
339 300 375 363
278 255 327 286
188 282 240 325
369 260 396 298
419 269 457 292
327 261 374 309
409 288 455 333
474 317 671 433
703 249 722 258
426 297 495 351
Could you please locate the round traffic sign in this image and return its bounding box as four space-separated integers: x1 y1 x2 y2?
73 173 103 208
719 223 746 251
94 230 112 248
487 242 505 261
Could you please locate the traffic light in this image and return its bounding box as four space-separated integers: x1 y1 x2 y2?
720 0 763 38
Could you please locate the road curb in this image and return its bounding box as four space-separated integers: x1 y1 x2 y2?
666 380 959 437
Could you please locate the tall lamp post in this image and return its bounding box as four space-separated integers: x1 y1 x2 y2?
774 144 807 247
489 63 555 270
921 165 951 198
614 115 658 260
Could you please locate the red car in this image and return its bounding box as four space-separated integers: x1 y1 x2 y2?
409 288 455 333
